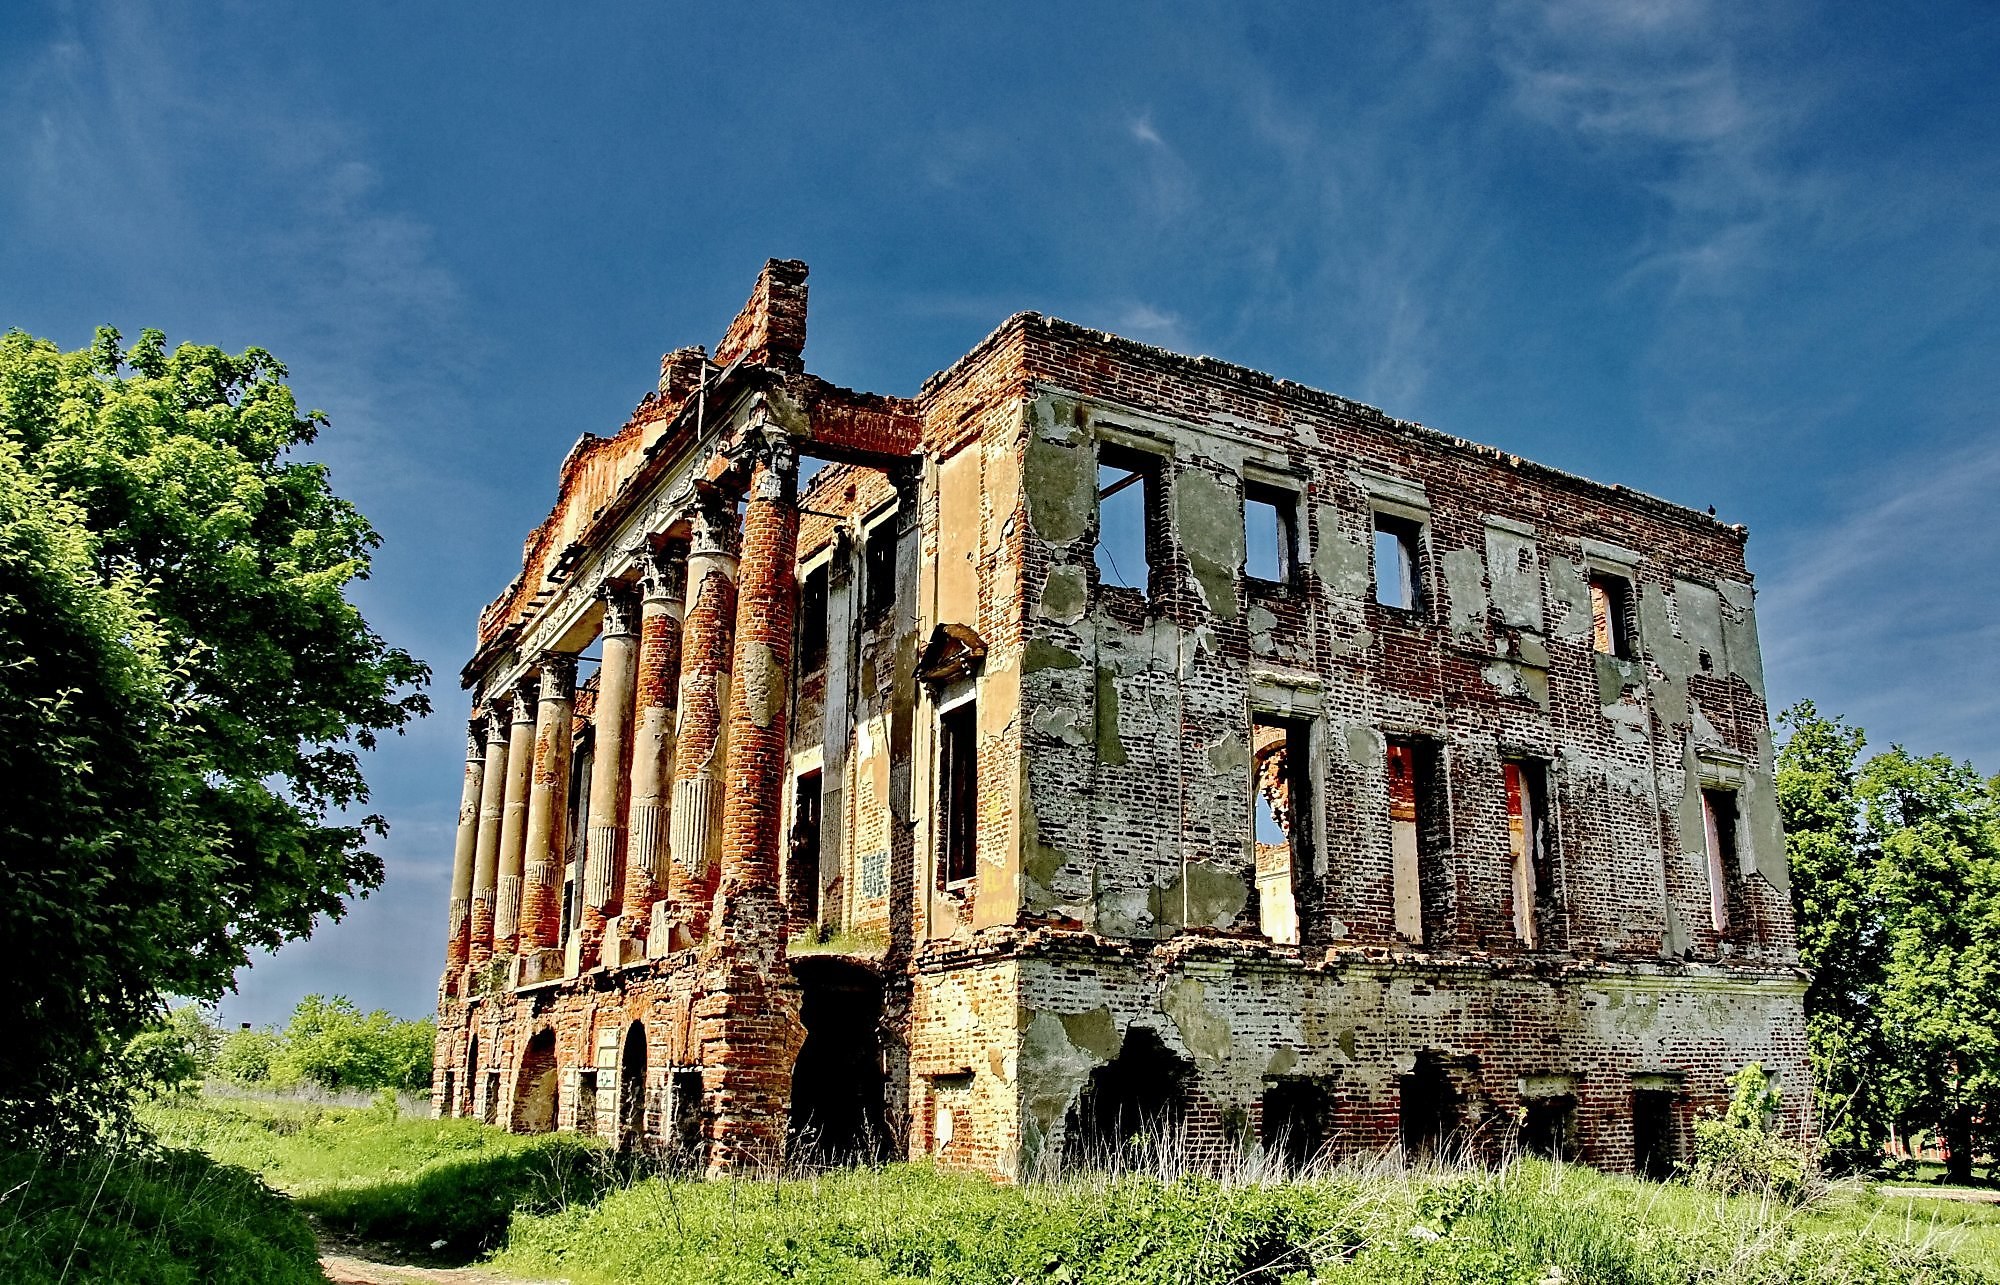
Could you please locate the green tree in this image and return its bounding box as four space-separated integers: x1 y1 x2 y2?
1860 749 2000 1185
1776 702 1888 1168
0 327 428 1147
270 995 434 1094
214 1027 283 1086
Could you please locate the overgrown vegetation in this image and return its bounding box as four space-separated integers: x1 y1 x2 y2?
1689 1063 1818 1204
0 1143 320 1284
1779 702 2000 1181
142 1095 2000 1283
0 326 428 1149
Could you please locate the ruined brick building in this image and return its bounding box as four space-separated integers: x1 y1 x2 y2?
434 260 1810 1178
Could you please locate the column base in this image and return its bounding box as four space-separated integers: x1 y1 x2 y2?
599 915 648 969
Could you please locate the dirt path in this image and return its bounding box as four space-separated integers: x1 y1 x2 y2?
1878 1185 2000 1205
315 1233 566 1284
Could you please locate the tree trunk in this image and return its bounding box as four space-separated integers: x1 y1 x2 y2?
1943 1107 1976 1186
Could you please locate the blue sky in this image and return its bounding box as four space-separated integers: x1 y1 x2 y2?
4 1 1996 1024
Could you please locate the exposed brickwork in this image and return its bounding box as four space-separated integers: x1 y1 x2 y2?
437 263 1810 1181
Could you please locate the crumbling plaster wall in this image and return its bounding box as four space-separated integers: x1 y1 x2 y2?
1006 318 1793 964
1007 940 1811 1171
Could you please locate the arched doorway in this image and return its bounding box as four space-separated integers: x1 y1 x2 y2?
512 1029 558 1133
1062 1025 1195 1170
465 1034 480 1120
788 956 889 1165
620 1022 648 1151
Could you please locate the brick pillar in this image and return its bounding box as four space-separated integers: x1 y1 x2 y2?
667 492 740 946
444 716 486 979
493 680 538 957
468 707 510 970
626 543 686 955
580 586 640 965
703 430 806 1174
519 652 576 964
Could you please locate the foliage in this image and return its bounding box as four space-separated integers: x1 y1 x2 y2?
1779 703 2000 1183
1690 1063 1817 1204
0 1143 320 1284
124 1005 225 1099
214 1027 283 1085
0 325 428 1149
266 994 434 1094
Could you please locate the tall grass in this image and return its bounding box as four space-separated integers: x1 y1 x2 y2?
0 1143 320 1285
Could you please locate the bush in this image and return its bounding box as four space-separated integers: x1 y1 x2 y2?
1690 1063 1819 1204
0 1144 319 1284
267 994 433 1094
213 1027 282 1085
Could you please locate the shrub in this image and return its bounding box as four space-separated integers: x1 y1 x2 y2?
268 994 434 1094
1690 1063 1819 1203
213 1027 282 1085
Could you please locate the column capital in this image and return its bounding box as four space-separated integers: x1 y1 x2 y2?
510 678 539 724
641 540 689 606
466 716 487 760
687 488 740 560
738 426 798 501
538 651 578 701
484 706 511 742
600 584 642 638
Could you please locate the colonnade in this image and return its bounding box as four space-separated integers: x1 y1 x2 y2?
442 432 801 987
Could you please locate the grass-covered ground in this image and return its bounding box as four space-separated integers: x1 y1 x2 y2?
137 1094 2000 1283
0 1141 321 1284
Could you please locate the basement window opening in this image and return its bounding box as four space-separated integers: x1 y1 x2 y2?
939 699 979 886
1589 571 1636 658
1373 511 1423 611
1244 482 1298 587
1095 444 1159 595
1505 759 1561 949
1252 713 1311 946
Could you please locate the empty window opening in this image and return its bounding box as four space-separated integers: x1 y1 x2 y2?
439 1070 455 1119
1387 737 1448 943
787 957 890 1166
862 518 897 626
1519 1094 1578 1161
1399 1051 1463 1163
484 1070 500 1126
1094 444 1159 593
1589 572 1636 658
788 770 824 931
563 742 594 946
1505 760 1561 949
1701 788 1749 941
1252 715 1312 946
1062 1026 1195 1170
798 562 829 670
1373 512 1424 610
1633 1089 1678 1180
464 1035 480 1121
667 1069 705 1171
939 700 979 885
1244 482 1298 586
512 1029 558 1133
619 1022 648 1152
577 1070 598 1137
1262 1078 1336 1174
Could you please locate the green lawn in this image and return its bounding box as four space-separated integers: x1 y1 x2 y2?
146 1094 2000 1284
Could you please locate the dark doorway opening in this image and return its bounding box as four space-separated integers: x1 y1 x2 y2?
440 1070 455 1119
788 957 889 1165
465 1035 480 1120
789 771 824 933
578 1069 598 1137
1399 1051 1463 1162
1261 1078 1336 1173
1519 1095 1577 1161
513 1029 558 1132
484 1071 500 1125
1633 1089 1677 1180
1062 1025 1196 1168
620 1023 648 1151
668 1069 705 1171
